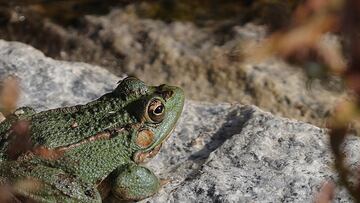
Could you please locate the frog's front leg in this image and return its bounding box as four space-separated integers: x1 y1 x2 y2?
111 164 160 200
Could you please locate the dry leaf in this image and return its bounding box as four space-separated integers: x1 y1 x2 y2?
0 76 20 116
314 181 335 203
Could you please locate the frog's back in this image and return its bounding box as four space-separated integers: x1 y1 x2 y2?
27 96 132 149
0 93 133 156
0 105 101 151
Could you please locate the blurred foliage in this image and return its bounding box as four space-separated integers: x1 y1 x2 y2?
0 0 302 29
0 76 20 116
0 0 133 25
245 0 360 201
315 181 335 203
137 0 302 29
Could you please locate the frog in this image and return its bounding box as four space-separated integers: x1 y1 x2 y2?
0 76 184 202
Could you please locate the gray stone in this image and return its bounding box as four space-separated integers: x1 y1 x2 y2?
144 103 357 202
0 40 121 110
0 40 358 202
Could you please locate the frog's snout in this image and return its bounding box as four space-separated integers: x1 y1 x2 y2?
157 84 184 123
173 87 185 111
159 85 185 113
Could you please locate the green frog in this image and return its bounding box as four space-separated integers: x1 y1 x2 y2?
0 77 184 202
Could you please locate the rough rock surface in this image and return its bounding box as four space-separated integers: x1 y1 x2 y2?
0 40 121 110
144 103 359 202
0 40 358 202
0 5 347 127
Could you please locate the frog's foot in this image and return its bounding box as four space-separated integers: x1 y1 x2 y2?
111 165 160 201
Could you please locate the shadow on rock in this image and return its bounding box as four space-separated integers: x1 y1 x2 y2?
189 106 255 162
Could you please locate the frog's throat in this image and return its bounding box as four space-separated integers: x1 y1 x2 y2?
32 128 125 159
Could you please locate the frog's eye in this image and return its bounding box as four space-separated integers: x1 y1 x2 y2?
146 98 165 123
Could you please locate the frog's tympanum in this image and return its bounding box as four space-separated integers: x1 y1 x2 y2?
0 77 184 202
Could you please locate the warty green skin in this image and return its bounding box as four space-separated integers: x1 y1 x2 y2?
0 77 185 202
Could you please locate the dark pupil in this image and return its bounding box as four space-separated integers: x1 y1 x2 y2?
154 105 164 114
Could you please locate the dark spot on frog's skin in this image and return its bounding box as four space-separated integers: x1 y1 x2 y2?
56 174 97 197
84 189 95 197
118 93 127 100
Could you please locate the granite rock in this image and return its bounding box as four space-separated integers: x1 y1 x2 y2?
0 40 358 202
144 103 358 202
0 39 121 110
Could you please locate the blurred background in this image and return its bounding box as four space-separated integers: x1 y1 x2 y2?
0 0 360 200
0 0 350 127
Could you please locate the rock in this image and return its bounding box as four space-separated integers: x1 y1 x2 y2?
0 40 357 202
85 8 349 127
144 103 358 202
0 5 347 127
0 40 121 110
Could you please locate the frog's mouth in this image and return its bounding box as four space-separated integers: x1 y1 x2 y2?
162 125 175 143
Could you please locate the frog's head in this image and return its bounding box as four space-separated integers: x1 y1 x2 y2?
115 77 184 163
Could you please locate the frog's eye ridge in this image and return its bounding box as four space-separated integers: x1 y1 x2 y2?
147 98 165 123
